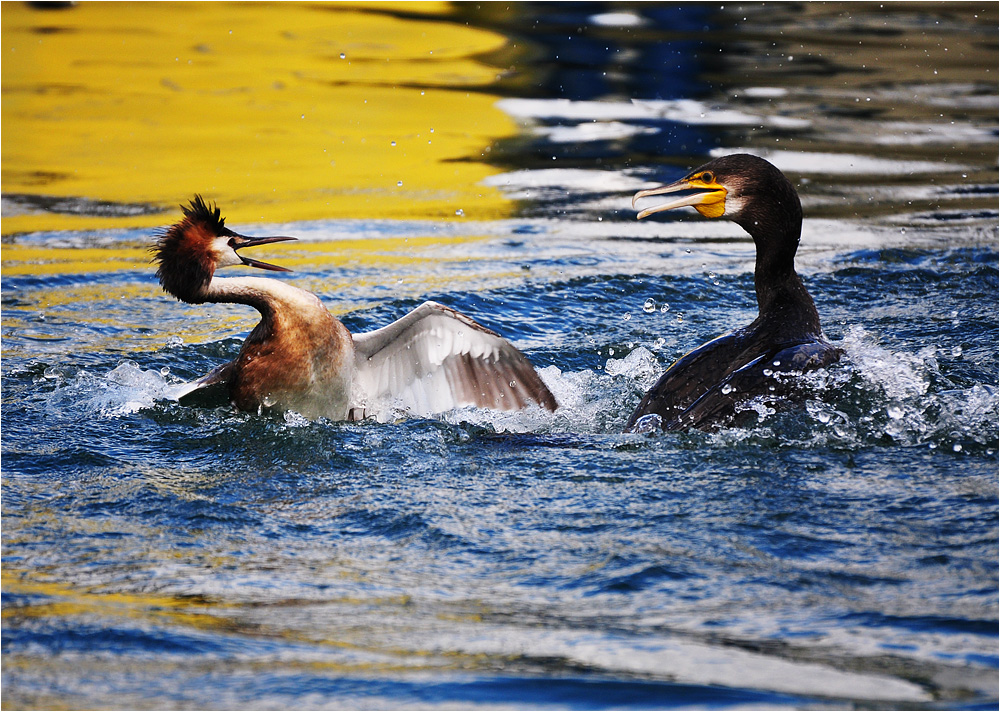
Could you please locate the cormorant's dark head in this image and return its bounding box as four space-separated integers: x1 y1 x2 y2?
632 154 802 258
152 196 297 303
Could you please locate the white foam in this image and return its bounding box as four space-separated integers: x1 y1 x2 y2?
47 361 177 417
794 326 998 448
841 326 933 400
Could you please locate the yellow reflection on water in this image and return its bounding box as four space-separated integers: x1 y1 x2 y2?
1 1 516 236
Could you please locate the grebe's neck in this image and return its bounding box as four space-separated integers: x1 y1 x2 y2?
201 275 328 321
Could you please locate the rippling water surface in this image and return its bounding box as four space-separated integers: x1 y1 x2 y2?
2 3 998 709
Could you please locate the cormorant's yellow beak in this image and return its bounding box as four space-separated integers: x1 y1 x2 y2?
632 175 728 220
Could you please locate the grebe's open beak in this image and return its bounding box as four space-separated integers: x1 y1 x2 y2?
230 234 298 272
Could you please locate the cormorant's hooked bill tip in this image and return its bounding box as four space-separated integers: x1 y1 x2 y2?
632 177 728 220
230 234 298 272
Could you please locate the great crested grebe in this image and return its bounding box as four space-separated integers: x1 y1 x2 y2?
627 154 840 432
155 196 558 421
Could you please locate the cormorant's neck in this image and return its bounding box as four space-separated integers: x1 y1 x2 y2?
735 192 822 337
752 267 821 336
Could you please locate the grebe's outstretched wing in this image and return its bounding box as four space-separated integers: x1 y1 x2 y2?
350 301 557 420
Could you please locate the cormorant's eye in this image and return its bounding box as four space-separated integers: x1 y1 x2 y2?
700 171 715 183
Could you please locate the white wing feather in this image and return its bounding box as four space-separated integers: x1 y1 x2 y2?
350 301 556 420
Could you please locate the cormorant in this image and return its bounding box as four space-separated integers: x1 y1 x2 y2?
627 153 840 432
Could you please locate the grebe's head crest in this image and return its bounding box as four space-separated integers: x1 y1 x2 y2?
182 194 229 236
152 195 298 303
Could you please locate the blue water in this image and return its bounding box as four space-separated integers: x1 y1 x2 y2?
3 3 998 710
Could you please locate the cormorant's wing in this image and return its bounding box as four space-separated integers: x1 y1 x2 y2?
166 360 235 405
663 340 841 431
350 301 557 420
626 332 743 430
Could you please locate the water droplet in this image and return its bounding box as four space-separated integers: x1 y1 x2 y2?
953 443 962 452
622 312 631 322
340 52 346 59
455 208 464 216
721 384 733 395
762 369 773 377
660 303 670 313
951 346 963 358
817 411 831 424
654 337 665 348
390 140 396 147
509 381 516 388
159 367 170 377
642 298 656 313
609 347 615 356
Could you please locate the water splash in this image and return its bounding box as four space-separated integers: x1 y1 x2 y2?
42 332 997 453
708 326 999 451
443 347 661 434
45 361 180 418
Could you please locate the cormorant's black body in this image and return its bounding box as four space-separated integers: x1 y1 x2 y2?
627 154 840 432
